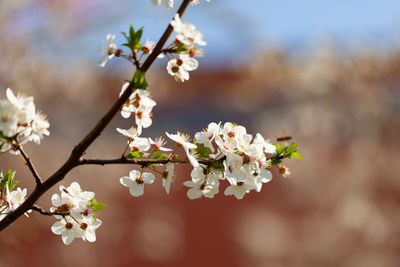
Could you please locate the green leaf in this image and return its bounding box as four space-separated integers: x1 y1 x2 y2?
197 146 211 158
129 25 135 41
291 152 303 159
89 198 106 212
132 69 149 89
211 159 225 171
120 31 129 42
274 144 286 155
5 170 18 191
0 131 12 143
89 198 97 208
133 27 143 48
153 151 167 160
271 157 282 165
285 142 298 156
94 204 106 212
128 150 145 159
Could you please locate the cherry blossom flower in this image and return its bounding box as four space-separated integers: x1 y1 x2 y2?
50 182 103 244
6 187 27 211
51 218 83 245
119 83 156 131
142 39 155 54
99 34 117 67
194 122 220 152
120 170 155 197
149 137 172 152
0 88 50 152
162 162 175 194
167 55 198 82
166 131 199 167
28 111 50 144
278 165 291 178
224 180 255 200
170 14 206 48
0 100 20 137
79 216 102 242
116 127 140 140
183 177 219 199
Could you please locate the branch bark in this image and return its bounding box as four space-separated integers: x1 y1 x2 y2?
0 0 192 232
17 146 42 185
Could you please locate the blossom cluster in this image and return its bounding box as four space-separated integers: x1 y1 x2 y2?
119 82 156 133
166 14 206 82
98 14 206 82
50 182 104 245
0 170 28 221
0 88 49 153
117 120 296 200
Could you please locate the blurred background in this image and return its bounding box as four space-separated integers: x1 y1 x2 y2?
1 0 400 266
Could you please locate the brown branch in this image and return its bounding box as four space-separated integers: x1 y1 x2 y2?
79 157 210 166
17 146 42 185
0 0 192 232
31 205 68 217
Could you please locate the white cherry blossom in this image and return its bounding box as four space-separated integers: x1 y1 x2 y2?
183 178 219 199
167 55 199 82
166 131 199 167
224 180 255 200
99 34 117 67
149 137 172 152
162 162 175 194
51 218 83 245
120 170 155 197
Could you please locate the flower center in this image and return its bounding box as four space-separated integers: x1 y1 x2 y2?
136 176 144 184
65 222 73 230
171 66 180 73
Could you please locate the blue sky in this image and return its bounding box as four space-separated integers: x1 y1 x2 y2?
21 0 400 65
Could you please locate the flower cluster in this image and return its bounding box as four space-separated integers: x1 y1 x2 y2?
187 122 277 199
117 121 299 200
0 88 50 153
0 170 28 221
50 182 104 245
166 14 206 82
119 82 157 133
99 26 156 69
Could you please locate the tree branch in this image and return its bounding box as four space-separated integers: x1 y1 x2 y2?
0 0 192 232
31 205 67 217
17 146 42 185
79 157 209 166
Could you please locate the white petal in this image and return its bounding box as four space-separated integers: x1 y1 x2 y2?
62 232 75 245
142 172 155 184
51 221 65 235
187 188 202 199
120 177 134 188
129 183 144 197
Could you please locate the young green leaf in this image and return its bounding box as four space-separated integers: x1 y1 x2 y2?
291 152 303 159
128 151 145 159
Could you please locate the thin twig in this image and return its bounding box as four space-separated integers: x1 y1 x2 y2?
31 205 67 217
17 146 42 185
